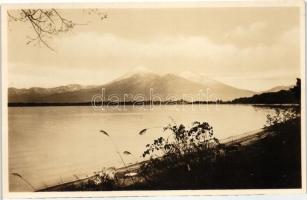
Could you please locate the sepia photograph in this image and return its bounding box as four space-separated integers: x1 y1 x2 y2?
1 1 306 198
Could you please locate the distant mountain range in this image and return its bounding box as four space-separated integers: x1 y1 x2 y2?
8 70 290 104
260 85 293 94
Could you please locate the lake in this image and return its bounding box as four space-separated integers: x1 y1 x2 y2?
9 104 275 191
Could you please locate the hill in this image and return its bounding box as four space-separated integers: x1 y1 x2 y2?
231 79 300 104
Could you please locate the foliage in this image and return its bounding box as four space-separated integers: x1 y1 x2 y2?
142 121 220 159
265 106 300 130
59 169 116 191
7 9 107 50
135 116 301 189
85 170 116 190
139 121 223 187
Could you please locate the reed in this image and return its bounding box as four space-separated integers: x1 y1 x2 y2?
11 172 36 191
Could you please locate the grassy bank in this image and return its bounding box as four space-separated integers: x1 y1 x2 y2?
125 118 301 190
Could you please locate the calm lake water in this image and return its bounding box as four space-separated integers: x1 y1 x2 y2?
9 104 275 191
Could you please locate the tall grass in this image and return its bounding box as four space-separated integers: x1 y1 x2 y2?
11 172 36 191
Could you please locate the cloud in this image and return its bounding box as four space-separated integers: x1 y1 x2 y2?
8 26 300 90
223 22 269 46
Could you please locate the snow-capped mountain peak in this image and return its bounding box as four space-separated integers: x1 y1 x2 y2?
113 66 157 82
179 71 216 85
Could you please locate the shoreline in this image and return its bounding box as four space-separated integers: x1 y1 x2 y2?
37 128 270 192
8 102 300 107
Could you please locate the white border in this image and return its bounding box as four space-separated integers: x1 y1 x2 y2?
1 1 306 198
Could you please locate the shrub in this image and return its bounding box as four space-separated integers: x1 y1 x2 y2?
139 121 222 187
87 170 116 190
142 121 219 159
68 169 116 191
265 107 300 131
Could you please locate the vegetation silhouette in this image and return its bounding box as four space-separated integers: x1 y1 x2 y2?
231 78 301 104
7 9 107 51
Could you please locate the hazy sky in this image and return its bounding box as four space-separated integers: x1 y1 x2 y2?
7 6 302 92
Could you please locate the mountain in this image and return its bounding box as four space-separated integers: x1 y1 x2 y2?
8 84 94 96
260 85 293 93
180 71 222 86
111 66 155 82
8 84 97 103
8 71 256 103
179 71 255 100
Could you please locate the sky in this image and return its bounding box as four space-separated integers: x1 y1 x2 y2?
7 5 302 92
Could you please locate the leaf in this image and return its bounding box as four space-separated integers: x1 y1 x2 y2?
100 130 109 137
139 128 147 135
123 151 132 155
11 173 22 178
107 167 116 171
192 121 200 126
213 137 219 143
